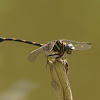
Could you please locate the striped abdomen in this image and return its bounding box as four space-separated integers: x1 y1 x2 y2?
0 37 44 47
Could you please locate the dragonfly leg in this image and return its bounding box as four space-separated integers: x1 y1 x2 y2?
46 56 49 68
46 53 60 68
55 53 64 59
48 53 60 58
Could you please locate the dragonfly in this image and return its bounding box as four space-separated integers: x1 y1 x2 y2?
0 37 91 62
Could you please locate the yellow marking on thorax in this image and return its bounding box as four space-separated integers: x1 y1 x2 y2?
55 43 60 50
63 42 66 45
59 40 62 43
62 42 66 51
59 40 63 46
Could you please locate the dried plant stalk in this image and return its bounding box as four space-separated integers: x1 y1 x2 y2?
48 59 73 100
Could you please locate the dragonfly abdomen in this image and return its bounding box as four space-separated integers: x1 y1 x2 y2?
0 37 44 47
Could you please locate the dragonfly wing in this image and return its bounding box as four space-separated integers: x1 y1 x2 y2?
43 40 56 56
28 47 43 62
62 39 91 50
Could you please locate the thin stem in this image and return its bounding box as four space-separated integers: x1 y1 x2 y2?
48 59 73 100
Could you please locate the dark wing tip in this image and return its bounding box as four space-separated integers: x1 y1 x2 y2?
86 42 92 49
87 42 92 48
87 42 92 45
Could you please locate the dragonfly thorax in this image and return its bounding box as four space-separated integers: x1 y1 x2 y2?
53 40 65 53
65 44 75 54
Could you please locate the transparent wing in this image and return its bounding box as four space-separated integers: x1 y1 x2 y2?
43 40 56 56
28 40 56 62
28 47 43 62
62 39 92 50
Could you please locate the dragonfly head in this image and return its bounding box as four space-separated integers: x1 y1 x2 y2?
65 44 75 54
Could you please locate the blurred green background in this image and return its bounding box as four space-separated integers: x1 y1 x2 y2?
0 0 99 100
